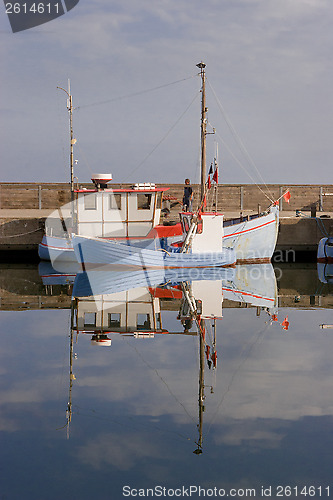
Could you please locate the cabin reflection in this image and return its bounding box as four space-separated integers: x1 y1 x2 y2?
71 287 167 345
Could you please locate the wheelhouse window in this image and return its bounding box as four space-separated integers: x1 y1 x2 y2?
137 194 152 210
137 313 151 330
156 192 162 209
109 193 122 210
83 193 97 210
108 313 121 328
155 312 161 330
84 312 96 327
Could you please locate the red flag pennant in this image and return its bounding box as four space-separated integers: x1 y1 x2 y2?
203 194 207 207
207 175 211 189
211 351 217 368
212 168 218 184
283 190 291 203
281 316 289 330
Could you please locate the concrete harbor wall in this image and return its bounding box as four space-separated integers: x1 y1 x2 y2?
0 182 333 212
0 182 332 254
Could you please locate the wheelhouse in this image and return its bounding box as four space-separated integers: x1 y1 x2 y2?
74 181 165 239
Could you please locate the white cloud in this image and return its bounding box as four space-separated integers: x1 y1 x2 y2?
75 432 161 470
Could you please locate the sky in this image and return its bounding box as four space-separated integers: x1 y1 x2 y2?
1 0 333 186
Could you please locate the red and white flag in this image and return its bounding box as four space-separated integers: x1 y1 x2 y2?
212 167 218 184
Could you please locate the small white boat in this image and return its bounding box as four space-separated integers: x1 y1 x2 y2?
317 263 333 284
72 213 236 270
317 237 333 263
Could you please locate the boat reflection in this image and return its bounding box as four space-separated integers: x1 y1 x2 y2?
317 262 333 284
62 263 278 451
70 264 277 337
70 267 235 344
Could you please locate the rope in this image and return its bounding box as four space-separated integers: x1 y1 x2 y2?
203 320 271 443
0 226 42 238
297 211 329 237
127 339 197 426
316 217 330 238
75 142 94 176
214 128 274 204
75 74 198 111
207 79 274 204
121 90 200 182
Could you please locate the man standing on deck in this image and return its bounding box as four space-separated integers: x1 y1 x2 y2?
183 178 193 212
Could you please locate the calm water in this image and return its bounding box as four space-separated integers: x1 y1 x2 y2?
0 263 333 500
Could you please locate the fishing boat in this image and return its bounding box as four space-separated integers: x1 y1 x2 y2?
72 212 236 269
39 65 279 267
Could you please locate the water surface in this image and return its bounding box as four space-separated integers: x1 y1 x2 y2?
0 263 332 499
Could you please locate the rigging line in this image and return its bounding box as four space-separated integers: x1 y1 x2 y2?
207 78 273 195
207 79 275 203
214 129 273 204
121 90 200 183
72 404 191 442
75 142 94 175
75 74 198 111
203 321 271 443
126 339 197 425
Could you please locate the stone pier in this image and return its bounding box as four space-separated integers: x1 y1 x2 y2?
0 182 332 255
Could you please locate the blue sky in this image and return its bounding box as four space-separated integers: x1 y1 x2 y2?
1 0 333 185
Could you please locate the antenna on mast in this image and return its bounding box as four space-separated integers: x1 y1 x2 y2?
57 80 75 202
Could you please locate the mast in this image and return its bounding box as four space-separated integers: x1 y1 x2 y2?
214 143 218 213
68 81 74 202
197 62 207 203
57 80 75 202
193 323 205 454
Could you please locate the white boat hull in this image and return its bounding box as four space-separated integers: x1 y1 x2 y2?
72 235 236 270
39 207 279 266
38 235 76 263
317 262 333 284
73 266 236 297
222 263 278 310
317 237 333 263
223 206 279 263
